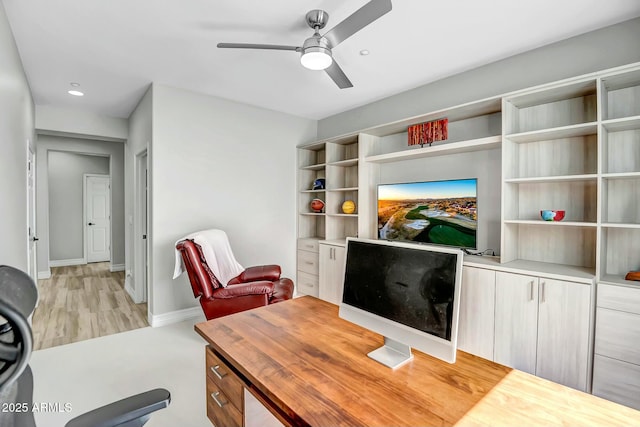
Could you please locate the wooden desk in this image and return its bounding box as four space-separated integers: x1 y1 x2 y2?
195 296 640 426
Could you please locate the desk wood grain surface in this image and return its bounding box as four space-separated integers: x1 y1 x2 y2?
195 296 640 427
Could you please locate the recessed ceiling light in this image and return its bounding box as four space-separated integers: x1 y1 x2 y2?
68 90 84 96
70 82 81 87
360 49 370 56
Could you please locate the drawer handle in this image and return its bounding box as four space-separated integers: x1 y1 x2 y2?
210 391 227 408
305 244 314 249
211 364 226 380
305 261 314 265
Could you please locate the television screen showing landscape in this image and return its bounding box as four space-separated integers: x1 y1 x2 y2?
378 179 477 248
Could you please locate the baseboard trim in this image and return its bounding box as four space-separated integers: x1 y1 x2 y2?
149 306 204 328
37 270 51 279
110 263 125 272
49 258 85 267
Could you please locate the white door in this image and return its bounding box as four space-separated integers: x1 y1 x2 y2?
494 271 539 374
536 278 591 391
85 175 111 263
27 144 38 282
135 150 149 303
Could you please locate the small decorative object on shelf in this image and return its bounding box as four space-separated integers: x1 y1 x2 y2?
540 210 565 221
312 178 325 190
310 198 325 213
625 271 640 282
408 118 448 147
342 200 356 214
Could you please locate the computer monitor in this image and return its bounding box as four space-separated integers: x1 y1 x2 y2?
339 237 463 368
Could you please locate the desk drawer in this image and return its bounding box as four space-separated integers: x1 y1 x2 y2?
297 238 319 253
595 308 640 365
207 379 242 427
296 271 319 297
593 354 640 411
206 347 244 411
297 250 319 275
597 284 640 315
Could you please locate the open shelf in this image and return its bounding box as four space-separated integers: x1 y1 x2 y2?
505 122 597 143
504 174 597 184
600 227 640 284
601 68 640 120
300 163 326 171
327 187 358 192
600 274 640 288
328 158 358 167
503 220 596 227
602 222 640 229
603 115 640 131
365 135 501 164
602 172 640 179
504 80 597 134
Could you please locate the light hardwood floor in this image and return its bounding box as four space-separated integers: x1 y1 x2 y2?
32 262 148 350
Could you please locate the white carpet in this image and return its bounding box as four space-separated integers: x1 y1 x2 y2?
29 319 211 426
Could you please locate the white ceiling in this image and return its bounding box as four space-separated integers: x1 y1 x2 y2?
4 0 640 120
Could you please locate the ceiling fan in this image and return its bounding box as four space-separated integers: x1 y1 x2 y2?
217 0 392 89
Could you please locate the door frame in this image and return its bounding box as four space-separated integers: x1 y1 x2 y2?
83 173 112 264
26 140 38 284
134 148 149 304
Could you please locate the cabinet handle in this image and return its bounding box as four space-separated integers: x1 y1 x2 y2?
529 281 534 301
210 391 227 408
305 261 314 265
331 247 335 259
541 282 546 303
210 364 226 380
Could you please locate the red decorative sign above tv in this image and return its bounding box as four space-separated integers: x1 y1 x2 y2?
408 118 448 147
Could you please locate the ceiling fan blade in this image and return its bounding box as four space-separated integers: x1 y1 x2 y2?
325 60 353 89
217 43 301 52
323 0 392 48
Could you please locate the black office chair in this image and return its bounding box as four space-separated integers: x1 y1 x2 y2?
0 265 170 427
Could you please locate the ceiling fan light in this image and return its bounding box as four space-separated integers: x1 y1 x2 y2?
300 47 332 70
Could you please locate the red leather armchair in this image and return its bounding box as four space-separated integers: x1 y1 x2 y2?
175 239 294 320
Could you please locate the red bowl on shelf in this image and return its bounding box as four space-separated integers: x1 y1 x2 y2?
540 210 565 221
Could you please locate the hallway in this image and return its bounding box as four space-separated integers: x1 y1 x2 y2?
32 262 148 350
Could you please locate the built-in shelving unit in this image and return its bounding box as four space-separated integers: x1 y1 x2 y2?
501 78 599 274
295 61 640 407
598 67 640 286
297 63 640 284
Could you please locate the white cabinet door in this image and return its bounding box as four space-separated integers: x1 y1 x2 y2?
536 278 591 391
494 271 539 374
457 266 496 360
319 244 346 305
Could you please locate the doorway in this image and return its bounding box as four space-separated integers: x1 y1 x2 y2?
84 174 111 263
134 149 149 305
27 142 38 283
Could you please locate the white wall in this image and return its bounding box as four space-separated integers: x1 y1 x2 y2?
36 105 128 141
150 85 317 317
0 2 35 271
36 135 125 275
317 17 640 139
47 151 110 261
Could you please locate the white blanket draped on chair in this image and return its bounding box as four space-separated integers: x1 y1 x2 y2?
173 229 244 286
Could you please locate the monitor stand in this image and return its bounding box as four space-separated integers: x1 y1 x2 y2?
367 337 414 369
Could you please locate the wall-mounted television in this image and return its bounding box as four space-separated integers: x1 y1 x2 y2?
339 238 463 368
378 178 477 249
